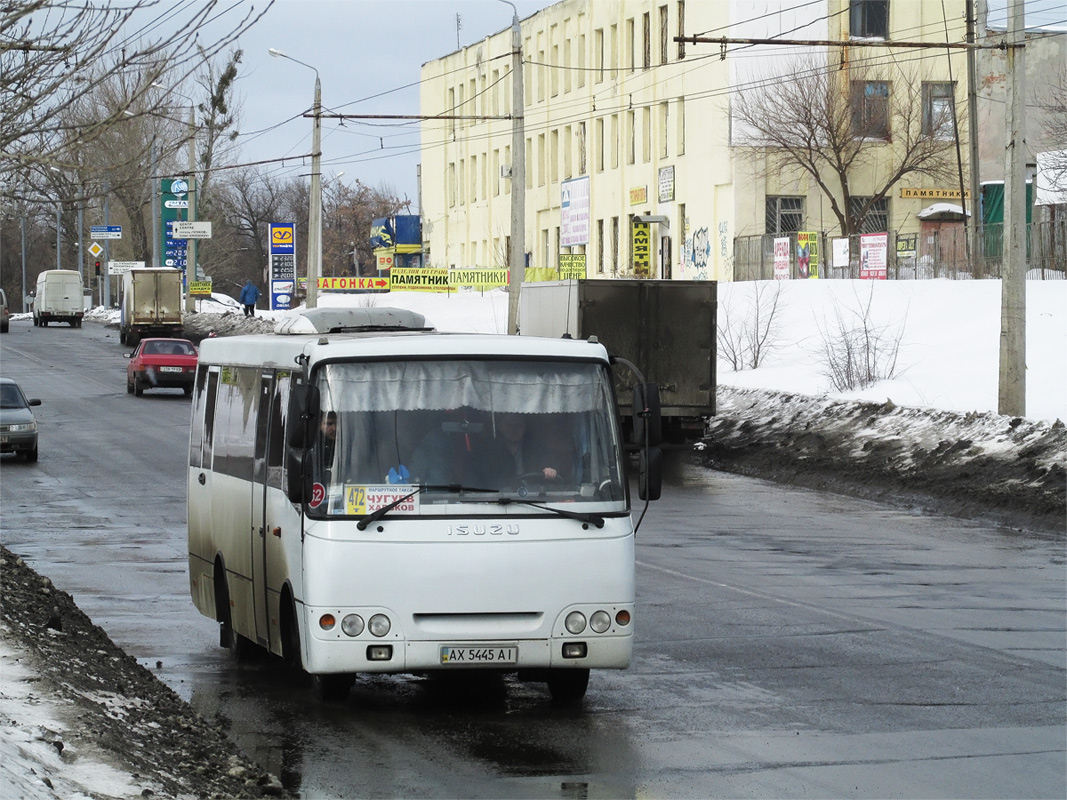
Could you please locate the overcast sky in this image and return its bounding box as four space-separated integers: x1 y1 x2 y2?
198 0 555 210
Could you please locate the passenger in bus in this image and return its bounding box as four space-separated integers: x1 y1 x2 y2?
314 410 338 479
410 413 478 487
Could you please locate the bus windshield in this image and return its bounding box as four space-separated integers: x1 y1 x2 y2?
306 358 626 516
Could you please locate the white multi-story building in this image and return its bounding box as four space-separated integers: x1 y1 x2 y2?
419 0 983 281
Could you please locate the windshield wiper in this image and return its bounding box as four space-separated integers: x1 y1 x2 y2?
495 498 605 529
355 484 498 530
356 488 421 530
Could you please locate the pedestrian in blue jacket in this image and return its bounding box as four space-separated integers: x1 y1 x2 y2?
239 280 260 317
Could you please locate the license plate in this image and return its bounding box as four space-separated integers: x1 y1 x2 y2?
159 366 182 373
440 645 518 665
0 436 7 444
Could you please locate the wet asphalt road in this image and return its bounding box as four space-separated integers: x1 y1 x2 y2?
1 317 1064 799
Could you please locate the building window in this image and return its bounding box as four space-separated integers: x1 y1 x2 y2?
610 24 618 78
627 18 635 72
596 117 605 172
551 129 559 184
643 12 651 70
850 0 889 39
626 110 635 164
660 5 669 65
851 80 890 139
448 162 456 207
642 107 651 163
538 134 546 186
659 101 669 158
922 82 955 139
766 196 804 234
564 37 571 94
611 114 619 169
677 1 686 59
597 219 605 273
676 96 686 155
577 33 586 89
595 29 604 83
850 196 889 234
611 216 620 276
579 121 587 175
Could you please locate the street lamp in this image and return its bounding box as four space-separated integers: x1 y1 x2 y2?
270 47 322 308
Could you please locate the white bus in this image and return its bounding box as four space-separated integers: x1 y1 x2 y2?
187 307 662 703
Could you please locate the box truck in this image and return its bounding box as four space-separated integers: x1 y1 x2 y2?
32 270 85 328
519 279 717 443
120 268 184 345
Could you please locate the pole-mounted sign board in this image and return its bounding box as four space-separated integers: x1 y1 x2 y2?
90 225 122 239
171 221 212 239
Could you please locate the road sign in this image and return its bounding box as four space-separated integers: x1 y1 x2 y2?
189 280 213 296
108 261 145 275
90 225 121 239
88 242 103 257
171 221 212 239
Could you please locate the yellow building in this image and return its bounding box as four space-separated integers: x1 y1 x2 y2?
420 0 972 281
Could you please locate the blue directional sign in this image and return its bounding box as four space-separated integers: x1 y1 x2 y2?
90 225 122 240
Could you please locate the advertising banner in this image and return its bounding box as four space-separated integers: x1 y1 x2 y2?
318 276 390 291
632 221 651 277
448 269 509 290
390 268 451 293
269 223 296 309
832 237 850 271
160 179 188 281
860 233 889 279
558 254 587 280
797 231 819 279
561 177 590 247
773 237 791 280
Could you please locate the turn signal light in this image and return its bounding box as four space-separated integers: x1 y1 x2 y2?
319 614 336 630
615 609 631 626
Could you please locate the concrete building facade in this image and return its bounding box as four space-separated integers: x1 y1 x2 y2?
419 0 994 281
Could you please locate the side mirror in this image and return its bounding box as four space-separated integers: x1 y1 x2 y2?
286 448 307 504
286 383 319 448
638 446 663 501
632 382 662 447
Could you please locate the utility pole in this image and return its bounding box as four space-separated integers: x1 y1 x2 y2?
186 105 197 313
966 0 981 273
503 1 525 335
998 0 1026 416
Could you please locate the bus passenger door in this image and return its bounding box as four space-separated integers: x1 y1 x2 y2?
251 373 273 646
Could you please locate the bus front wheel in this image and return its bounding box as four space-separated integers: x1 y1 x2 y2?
547 668 589 704
311 673 355 704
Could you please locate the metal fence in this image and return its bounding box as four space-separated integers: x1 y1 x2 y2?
734 219 1067 281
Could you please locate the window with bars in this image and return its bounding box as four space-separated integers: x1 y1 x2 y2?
765 196 804 233
849 196 889 233
850 0 889 38
659 5 669 65
922 82 955 139
851 81 890 139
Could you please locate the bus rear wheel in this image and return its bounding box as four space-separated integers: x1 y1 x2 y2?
547 668 589 704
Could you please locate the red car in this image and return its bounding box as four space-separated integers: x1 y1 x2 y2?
126 338 198 396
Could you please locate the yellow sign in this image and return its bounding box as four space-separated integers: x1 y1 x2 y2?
449 269 509 290
632 222 651 277
88 242 103 257
629 186 648 205
189 280 213 295
318 276 390 291
558 254 587 280
271 226 294 245
797 231 820 280
391 267 451 293
900 187 971 199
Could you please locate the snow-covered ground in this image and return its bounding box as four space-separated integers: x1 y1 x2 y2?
2 278 1064 796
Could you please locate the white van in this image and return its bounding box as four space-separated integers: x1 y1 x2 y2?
187 306 663 704
33 270 84 328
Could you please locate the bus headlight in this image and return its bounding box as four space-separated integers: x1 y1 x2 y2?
341 614 365 637
368 614 391 637
565 611 586 634
590 610 611 633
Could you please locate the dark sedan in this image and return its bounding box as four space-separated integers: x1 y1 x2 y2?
0 377 41 462
126 338 198 396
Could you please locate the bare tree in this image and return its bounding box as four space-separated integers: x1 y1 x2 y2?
1 0 270 198
1036 67 1067 194
733 54 961 236
717 281 785 371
